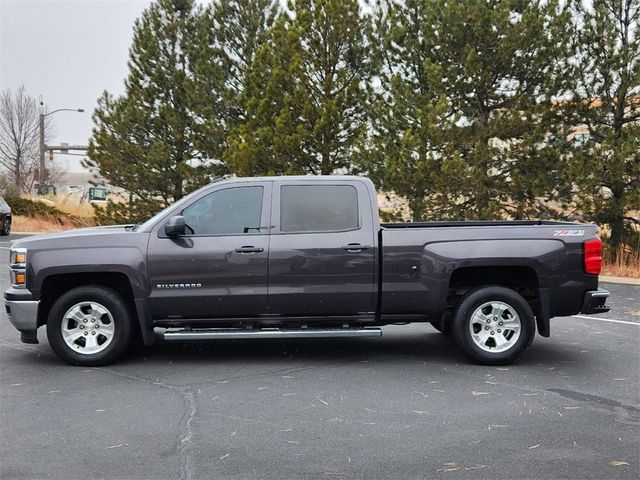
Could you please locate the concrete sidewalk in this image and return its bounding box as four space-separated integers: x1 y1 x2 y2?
600 275 640 285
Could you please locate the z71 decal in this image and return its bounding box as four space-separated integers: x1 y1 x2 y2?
553 229 585 237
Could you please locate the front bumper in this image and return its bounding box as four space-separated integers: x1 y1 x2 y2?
580 289 610 314
4 300 39 343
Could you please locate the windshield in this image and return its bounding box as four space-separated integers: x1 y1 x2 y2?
137 180 224 232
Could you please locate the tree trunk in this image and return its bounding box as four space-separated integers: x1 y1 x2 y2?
608 183 626 262
14 152 21 193
409 194 426 222
475 105 491 219
320 156 332 175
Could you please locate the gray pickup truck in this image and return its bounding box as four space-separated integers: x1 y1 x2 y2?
5 176 609 366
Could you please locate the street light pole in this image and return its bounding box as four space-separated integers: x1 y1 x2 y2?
38 103 84 187
39 111 45 186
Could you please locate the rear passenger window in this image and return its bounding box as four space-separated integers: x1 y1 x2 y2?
281 185 359 232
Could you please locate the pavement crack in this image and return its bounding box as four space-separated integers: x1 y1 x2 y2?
96 368 197 480
177 387 197 480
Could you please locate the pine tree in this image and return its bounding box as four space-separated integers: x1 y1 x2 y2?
566 0 640 258
224 16 302 176
190 0 278 163
370 0 573 220
366 0 451 218
226 0 372 176
87 0 214 222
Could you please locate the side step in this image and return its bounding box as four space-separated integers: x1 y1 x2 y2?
163 327 382 341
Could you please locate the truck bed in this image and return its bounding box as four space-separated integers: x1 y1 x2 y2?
379 220 599 322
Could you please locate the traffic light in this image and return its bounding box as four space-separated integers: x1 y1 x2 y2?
48 150 54 161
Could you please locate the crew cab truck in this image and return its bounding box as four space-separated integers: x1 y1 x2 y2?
5 176 610 366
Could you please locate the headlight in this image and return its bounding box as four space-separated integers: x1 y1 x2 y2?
9 247 27 288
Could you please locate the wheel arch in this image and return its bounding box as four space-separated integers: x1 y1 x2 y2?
38 272 143 337
448 265 540 295
444 265 548 336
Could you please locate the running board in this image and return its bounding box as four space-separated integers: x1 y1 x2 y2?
163 327 382 341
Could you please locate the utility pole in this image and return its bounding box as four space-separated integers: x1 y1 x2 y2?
39 101 45 186
37 100 85 187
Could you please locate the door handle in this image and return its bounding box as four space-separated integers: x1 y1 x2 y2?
235 246 264 253
341 243 370 252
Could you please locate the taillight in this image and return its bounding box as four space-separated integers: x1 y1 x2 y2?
583 238 602 275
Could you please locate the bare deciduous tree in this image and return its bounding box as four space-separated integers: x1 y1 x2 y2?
0 86 53 194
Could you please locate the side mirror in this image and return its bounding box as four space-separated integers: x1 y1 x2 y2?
165 215 186 237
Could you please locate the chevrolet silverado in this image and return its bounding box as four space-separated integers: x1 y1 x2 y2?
5 176 610 366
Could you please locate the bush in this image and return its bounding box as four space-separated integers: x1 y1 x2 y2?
93 199 163 226
4 197 85 226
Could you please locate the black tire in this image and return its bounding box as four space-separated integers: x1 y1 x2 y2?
0 217 10 235
451 286 535 365
46 286 134 366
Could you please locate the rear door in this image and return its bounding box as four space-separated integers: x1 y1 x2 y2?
147 182 271 320
268 180 376 317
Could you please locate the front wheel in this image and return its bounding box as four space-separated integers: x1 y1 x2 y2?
46 286 134 366
1 217 10 235
451 286 535 365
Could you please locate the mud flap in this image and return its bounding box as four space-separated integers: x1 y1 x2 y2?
536 288 551 337
134 298 156 346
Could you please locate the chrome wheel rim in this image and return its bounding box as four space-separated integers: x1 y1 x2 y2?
61 302 115 354
469 301 521 353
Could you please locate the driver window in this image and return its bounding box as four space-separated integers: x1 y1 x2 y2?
182 186 263 235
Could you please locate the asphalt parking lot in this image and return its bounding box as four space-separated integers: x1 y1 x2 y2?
1 233 638 480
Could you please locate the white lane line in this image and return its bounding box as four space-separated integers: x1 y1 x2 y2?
571 314 640 326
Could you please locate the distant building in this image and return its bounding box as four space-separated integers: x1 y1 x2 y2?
33 170 124 217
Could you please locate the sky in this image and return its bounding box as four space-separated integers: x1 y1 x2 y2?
0 0 152 171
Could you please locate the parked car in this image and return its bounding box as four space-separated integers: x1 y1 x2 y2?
0 197 11 235
5 176 609 366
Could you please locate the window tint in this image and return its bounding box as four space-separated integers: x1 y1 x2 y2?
281 185 359 232
183 186 263 235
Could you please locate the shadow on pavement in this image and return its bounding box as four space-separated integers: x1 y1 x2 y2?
4 327 582 368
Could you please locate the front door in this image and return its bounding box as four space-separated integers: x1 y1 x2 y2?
147 183 270 320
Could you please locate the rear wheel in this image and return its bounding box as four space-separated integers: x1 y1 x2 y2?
1 217 10 235
46 286 134 366
451 286 535 365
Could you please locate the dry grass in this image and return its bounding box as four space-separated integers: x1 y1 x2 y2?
602 245 640 278
12 215 92 233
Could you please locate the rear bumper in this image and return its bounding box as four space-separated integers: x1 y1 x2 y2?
580 289 610 314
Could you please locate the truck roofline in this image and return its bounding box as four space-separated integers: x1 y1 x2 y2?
138 175 378 233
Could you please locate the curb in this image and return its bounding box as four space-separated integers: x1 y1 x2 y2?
600 275 640 286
